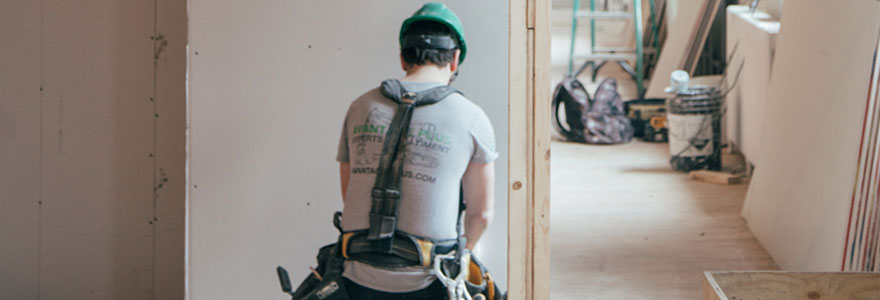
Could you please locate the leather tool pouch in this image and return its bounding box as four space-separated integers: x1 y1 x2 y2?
461 255 506 300
289 242 350 300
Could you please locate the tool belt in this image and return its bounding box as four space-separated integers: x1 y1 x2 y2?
341 230 458 268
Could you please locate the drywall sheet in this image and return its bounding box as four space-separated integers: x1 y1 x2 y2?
645 0 709 99
187 1 509 299
38 1 156 297
0 0 186 299
742 0 880 271
724 5 779 165
0 0 42 298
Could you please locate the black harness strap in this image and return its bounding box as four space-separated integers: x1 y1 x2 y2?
366 79 462 256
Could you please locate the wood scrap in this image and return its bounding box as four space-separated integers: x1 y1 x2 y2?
689 170 747 185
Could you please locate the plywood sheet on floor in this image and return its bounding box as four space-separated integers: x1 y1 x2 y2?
550 141 776 300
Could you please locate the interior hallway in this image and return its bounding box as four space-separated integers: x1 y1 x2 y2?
549 140 778 299
549 4 777 298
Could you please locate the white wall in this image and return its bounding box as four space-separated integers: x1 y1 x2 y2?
186 1 509 299
724 5 779 166
743 0 880 270
757 0 784 19
0 0 186 299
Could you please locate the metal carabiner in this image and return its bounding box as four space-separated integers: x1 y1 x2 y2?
433 252 472 300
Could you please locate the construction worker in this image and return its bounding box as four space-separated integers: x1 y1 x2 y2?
336 2 498 299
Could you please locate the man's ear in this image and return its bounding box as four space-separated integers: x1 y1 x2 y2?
449 49 461 72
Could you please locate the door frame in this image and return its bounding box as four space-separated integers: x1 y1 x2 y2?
508 0 551 299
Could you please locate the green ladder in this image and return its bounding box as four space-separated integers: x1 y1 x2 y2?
567 0 659 99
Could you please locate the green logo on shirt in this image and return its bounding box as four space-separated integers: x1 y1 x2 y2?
417 128 451 145
353 124 387 134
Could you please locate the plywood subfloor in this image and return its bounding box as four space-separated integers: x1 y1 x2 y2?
550 140 777 300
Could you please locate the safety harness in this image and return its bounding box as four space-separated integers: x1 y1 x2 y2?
340 79 468 269
277 79 503 300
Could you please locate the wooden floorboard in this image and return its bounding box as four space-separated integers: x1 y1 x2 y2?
549 140 777 300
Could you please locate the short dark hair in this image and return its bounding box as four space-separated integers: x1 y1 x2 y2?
401 21 459 67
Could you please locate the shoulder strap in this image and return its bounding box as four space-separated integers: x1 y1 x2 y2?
379 79 461 106
366 80 460 250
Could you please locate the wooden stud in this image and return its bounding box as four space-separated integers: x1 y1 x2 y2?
507 0 530 299
509 0 550 298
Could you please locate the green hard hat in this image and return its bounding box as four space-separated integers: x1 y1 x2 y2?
399 2 467 64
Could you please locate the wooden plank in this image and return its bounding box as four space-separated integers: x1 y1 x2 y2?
682 0 722 74
508 0 530 299
510 0 550 298
531 0 551 299
154 0 187 298
705 271 880 300
689 170 747 185
742 0 880 271
0 0 43 298
645 0 709 99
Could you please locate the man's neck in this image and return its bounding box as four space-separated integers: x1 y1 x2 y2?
401 64 452 85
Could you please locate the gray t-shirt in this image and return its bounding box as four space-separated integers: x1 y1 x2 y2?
336 81 498 292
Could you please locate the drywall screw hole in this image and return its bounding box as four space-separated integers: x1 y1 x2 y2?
545 149 551 160
512 181 522 190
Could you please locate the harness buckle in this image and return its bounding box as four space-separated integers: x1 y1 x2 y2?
367 213 398 242
371 188 400 199
368 188 401 242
